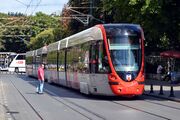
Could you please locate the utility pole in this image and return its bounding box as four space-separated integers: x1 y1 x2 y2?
63 0 104 26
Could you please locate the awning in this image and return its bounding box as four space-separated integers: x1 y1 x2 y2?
160 50 180 59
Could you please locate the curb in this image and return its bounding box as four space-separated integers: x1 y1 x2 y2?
143 93 180 103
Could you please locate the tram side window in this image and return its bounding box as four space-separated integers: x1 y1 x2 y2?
58 50 65 72
35 56 41 64
32 55 35 64
78 43 90 73
66 47 78 72
42 54 47 64
98 41 110 73
66 43 90 73
90 42 98 73
90 41 110 73
26 56 33 64
47 51 57 70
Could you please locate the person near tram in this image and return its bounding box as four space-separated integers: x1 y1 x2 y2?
36 63 45 94
156 64 163 80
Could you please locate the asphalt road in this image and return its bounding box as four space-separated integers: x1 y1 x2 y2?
0 74 180 120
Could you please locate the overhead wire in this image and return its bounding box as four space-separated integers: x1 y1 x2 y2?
30 0 42 15
22 0 34 26
13 0 27 6
1 0 64 38
3 0 33 26
24 0 34 15
0 0 34 39
22 0 42 32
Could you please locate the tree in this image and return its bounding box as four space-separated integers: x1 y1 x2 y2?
28 29 54 50
102 0 180 54
0 32 28 53
29 12 59 37
28 12 69 50
0 12 61 52
53 27 70 41
0 12 30 52
0 13 29 52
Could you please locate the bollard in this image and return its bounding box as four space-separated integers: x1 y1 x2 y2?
159 85 164 95
169 86 175 97
149 84 154 94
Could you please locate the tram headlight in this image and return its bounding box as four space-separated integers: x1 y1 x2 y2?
111 76 116 80
136 88 139 92
109 73 117 81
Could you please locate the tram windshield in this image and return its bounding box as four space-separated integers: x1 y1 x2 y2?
105 25 142 81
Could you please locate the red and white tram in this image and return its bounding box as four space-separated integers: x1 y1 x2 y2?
26 24 145 96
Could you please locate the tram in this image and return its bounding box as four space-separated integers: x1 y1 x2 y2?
26 24 145 96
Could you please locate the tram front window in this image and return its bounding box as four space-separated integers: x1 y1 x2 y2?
105 25 142 81
112 50 138 71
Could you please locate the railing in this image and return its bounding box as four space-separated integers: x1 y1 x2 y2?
145 74 180 99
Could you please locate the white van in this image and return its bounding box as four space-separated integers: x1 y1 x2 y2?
8 53 26 73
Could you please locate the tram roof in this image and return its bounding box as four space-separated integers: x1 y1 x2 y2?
32 23 143 54
36 46 47 55
26 50 34 57
47 26 103 51
47 41 59 52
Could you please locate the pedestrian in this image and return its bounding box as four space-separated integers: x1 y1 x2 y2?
156 64 163 80
164 67 172 82
36 63 45 94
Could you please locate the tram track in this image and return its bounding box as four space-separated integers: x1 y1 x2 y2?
107 95 180 120
8 74 105 120
44 89 106 120
43 82 180 120
44 86 175 120
143 99 180 111
110 100 171 120
5 74 180 120
9 78 44 120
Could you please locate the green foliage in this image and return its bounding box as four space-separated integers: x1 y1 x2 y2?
0 12 67 52
28 12 69 50
28 29 54 50
53 27 70 41
29 12 59 37
101 0 180 55
0 14 29 52
0 13 8 19
1 0 179 55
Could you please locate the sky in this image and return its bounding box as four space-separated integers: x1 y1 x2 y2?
0 0 69 15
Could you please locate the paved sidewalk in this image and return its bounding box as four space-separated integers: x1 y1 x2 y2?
144 79 180 102
0 80 6 120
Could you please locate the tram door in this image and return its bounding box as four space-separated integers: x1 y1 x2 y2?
90 42 98 73
89 42 99 90
89 41 110 93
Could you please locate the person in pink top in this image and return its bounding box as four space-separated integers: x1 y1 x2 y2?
37 63 45 94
